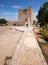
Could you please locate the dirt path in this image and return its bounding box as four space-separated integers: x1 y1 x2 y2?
9 28 47 65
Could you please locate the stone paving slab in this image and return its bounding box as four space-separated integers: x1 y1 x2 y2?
9 28 47 65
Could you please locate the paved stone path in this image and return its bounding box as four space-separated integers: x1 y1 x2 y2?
9 27 47 65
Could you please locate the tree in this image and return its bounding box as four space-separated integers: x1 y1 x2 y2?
45 11 48 23
36 2 48 27
0 19 7 24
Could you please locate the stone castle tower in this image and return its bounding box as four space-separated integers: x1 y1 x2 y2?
18 7 33 26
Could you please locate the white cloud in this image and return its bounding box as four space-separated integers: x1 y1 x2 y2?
0 10 18 15
11 5 22 8
2 12 11 14
0 4 5 7
0 11 18 21
0 11 11 15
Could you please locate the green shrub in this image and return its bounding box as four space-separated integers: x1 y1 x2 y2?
40 30 48 42
44 33 48 42
18 24 20 26
0 19 7 24
4 56 12 65
13 24 16 26
5 56 12 61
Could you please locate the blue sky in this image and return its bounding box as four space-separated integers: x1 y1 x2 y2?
0 0 48 21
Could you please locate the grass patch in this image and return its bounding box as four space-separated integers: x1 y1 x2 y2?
4 56 12 65
38 41 48 47
40 30 48 42
5 56 12 61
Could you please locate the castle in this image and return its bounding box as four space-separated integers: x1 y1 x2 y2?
17 7 33 26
